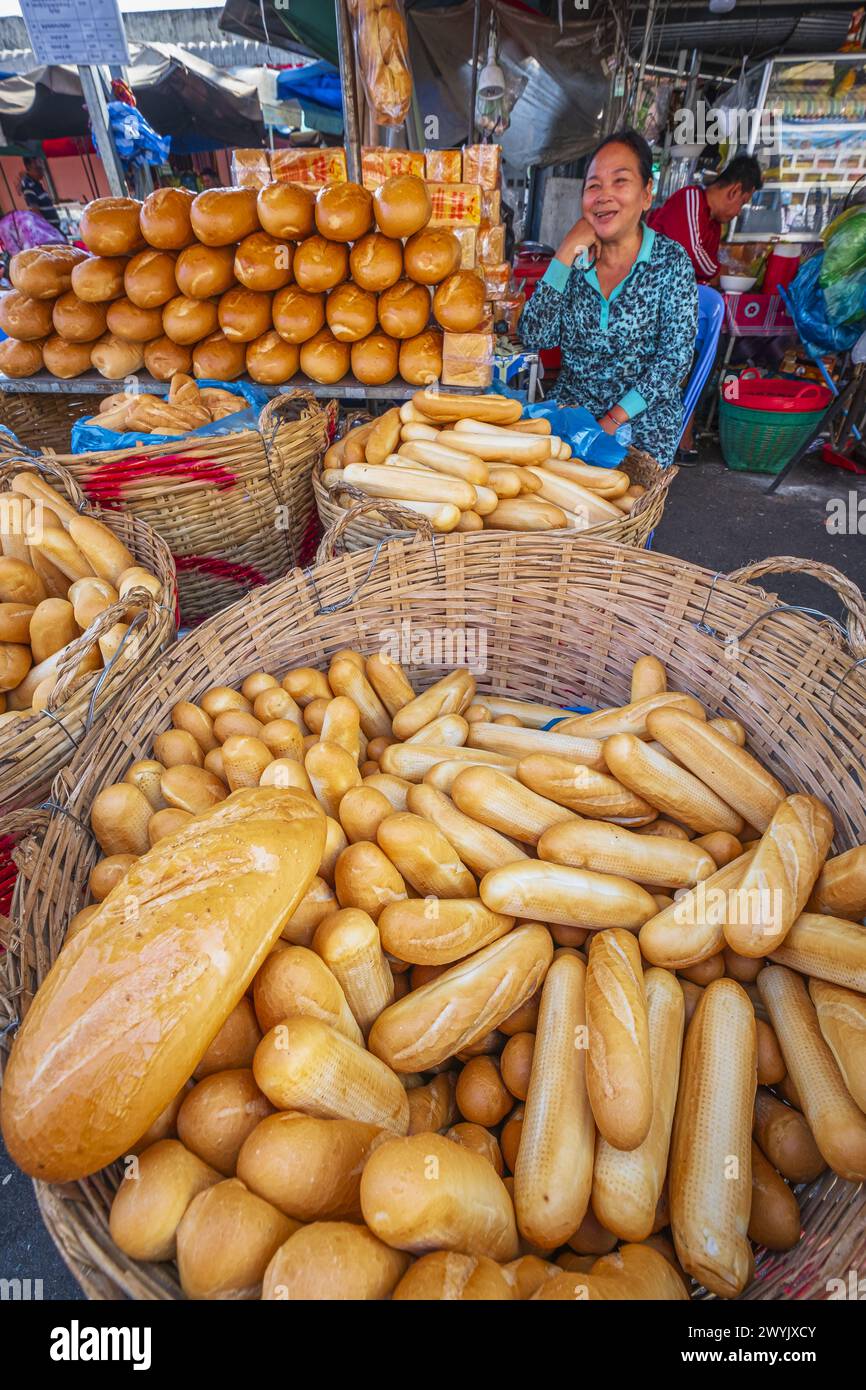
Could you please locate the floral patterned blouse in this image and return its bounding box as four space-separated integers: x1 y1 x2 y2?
518 225 698 466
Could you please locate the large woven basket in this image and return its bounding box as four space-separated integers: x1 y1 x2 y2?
0 456 177 817
0 390 96 454
2 534 865 1301
51 392 332 625
313 444 674 552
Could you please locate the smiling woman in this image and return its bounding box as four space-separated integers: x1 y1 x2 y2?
518 129 698 467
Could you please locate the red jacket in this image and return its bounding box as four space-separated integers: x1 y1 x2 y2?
647 185 720 284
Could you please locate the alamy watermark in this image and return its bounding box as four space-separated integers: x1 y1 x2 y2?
826 492 866 535
673 100 780 153
377 620 488 674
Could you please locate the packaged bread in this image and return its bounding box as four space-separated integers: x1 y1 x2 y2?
425 149 462 183
481 262 511 301
9 244 88 299
463 144 502 190
362 147 425 190
79 198 144 257
482 188 501 222
452 226 478 269
140 186 196 250
441 331 494 388
355 0 413 128
270 147 348 188
478 223 506 262
232 148 272 190
427 183 483 228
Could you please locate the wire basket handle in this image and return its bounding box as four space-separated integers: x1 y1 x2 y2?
315 492 434 565
728 556 866 658
49 587 161 710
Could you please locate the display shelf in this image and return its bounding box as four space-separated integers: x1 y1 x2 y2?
0 372 472 401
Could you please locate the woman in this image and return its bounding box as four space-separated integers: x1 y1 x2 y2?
518 129 697 467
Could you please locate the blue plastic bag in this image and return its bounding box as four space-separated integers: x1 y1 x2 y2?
108 102 171 167
71 381 270 454
786 254 862 356
522 402 629 467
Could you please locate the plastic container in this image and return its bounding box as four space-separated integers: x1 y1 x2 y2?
719 393 827 474
763 243 801 297
723 372 831 414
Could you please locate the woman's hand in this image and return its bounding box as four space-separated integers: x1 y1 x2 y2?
555 217 598 268
597 404 629 435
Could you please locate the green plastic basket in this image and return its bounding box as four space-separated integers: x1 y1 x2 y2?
719 395 826 474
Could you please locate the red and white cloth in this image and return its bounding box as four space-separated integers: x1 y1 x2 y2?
648 185 721 285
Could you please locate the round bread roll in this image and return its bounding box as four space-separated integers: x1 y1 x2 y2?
143 336 193 381
80 198 144 257
398 329 443 385
124 250 177 309
139 186 196 250
9 244 88 300
245 331 299 385
404 228 461 285
90 333 145 379
41 335 93 379
162 295 219 346
299 328 350 384
0 289 53 341
325 283 377 343
273 286 325 345
378 279 431 339
106 297 164 343
433 271 485 331
315 181 374 242
190 187 259 247
293 236 349 294
0 337 44 378
192 331 246 381
374 175 432 239
234 232 293 292
349 233 403 293
175 243 236 300
218 287 273 343
351 332 399 385
51 292 107 343
71 256 127 303
257 181 315 240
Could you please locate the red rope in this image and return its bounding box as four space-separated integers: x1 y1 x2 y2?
174 555 271 588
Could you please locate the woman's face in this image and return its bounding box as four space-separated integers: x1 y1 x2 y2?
582 143 653 242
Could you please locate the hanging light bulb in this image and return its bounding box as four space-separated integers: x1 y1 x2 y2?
708 0 736 12
478 34 506 100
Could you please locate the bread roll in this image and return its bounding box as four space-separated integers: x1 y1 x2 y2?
404 228 461 285
123 249 177 309
262 1220 407 1300
257 180 315 239
378 279 431 339
748 1140 801 1251
10 244 88 299
299 329 350 385
0 601 35 643
162 294 219 346
533 1243 688 1300
218 286 272 343
350 332 399 385
0 289 53 340
176 1178 296 1299
175 242 236 299
90 333 145 379
349 232 403 292
272 286 325 344
586 929 653 1150
433 270 486 331
243 331 298 385
106 296 163 343
312 907 394 1035
394 1250 513 1301
80 198 143 257
41 335 93 379
0 788 325 1181
374 175 432 238
293 236 349 293
559 691 706 740
237 1111 386 1221
809 978 866 1113
315 181 374 242
808 844 866 920
143 336 193 381
233 231 293 292
398 328 443 385
326 282 378 343
140 185 196 250
0 642 31 691
192 331 246 381
603 733 744 836
252 941 363 1042
193 997 262 1079
51 292 107 343
539 819 715 889
70 254 126 304
177 1068 273 1175
646 708 785 832
0 337 44 377
753 1086 825 1182
191 187 260 246
109 1139 220 1262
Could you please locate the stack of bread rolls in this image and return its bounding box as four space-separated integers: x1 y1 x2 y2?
0 472 165 715
0 175 488 391
94 373 244 436
4 644 865 1301
322 388 646 533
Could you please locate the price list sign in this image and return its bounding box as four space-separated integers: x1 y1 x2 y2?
19 0 131 67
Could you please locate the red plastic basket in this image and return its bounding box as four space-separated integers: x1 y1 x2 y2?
724 371 832 413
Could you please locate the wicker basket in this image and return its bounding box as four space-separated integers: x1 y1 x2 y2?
0 390 97 454
49 392 332 624
313 444 675 552
0 456 177 816
2 533 866 1301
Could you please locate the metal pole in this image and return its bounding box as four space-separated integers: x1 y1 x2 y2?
78 65 127 197
335 0 362 184
633 0 659 125
468 0 481 144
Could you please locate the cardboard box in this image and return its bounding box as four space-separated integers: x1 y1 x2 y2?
271 147 348 188
463 144 501 190
426 182 482 227
442 330 494 387
425 149 462 182
362 147 425 189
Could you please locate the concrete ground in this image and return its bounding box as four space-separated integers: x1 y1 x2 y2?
1 441 864 1301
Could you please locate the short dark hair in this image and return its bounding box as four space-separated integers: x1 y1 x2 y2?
585 128 653 185
716 155 763 194
23 155 41 170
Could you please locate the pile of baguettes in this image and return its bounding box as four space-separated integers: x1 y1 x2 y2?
2 651 865 1301
0 473 165 714
323 389 646 534
95 373 246 436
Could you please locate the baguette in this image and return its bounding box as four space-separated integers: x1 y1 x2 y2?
400 422 439 441
540 456 630 498
585 929 653 1150
339 785 393 843
486 465 523 497
328 657 391 739
404 712 468 746
473 485 499 515
466 721 605 770
397 441 489 485
437 428 551 464
342 463 477 510
380 498 463 532
509 417 552 435
365 652 415 717
67 514 135 585
485 497 568 531
646 709 786 833
1 789 325 1181
669 978 756 1298
539 820 716 889
722 795 834 957
391 669 476 740
406 782 529 874
753 1086 825 1183
367 924 553 1072
517 752 657 825
364 407 402 465
312 907 395 1035
261 1220 409 1300
412 388 522 425
9 472 80 528
638 850 757 970
480 860 656 931
378 896 513 965
758 965 866 1181
526 468 624 522
422 756 519 793
361 772 412 810
807 844 866 919
514 952 594 1248
252 942 363 1044
604 733 744 835
399 400 437 425
592 968 684 1241
377 811 477 898
481 696 576 728
360 1132 519 1260
808 978 866 1112
532 1243 687 1300
748 1141 801 1251
236 1112 388 1222
451 764 576 845
557 691 706 740
304 740 362 817
333 840 407 922
630 655 667 700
